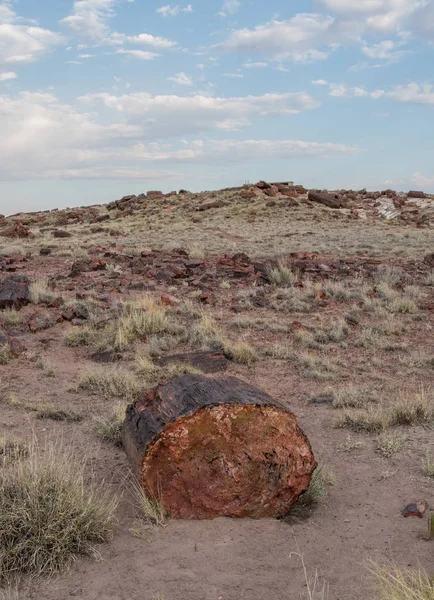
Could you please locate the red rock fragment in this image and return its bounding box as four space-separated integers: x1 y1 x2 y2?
402 499 428 518
160 293 181 307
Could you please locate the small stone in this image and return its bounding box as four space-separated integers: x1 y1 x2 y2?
161 293 181 306
308 394 334 405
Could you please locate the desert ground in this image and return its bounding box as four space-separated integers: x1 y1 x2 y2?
0 181 433 600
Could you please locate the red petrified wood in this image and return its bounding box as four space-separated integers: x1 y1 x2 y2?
123 374 317 519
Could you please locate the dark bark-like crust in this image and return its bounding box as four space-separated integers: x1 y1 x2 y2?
123 374 317 519
308 190 347 209
0 275 31 309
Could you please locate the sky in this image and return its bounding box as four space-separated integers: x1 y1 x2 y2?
1 0 434 214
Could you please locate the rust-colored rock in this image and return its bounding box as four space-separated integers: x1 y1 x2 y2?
123 374 316 520
160 292 181 306
28 311 60 332
1 222 32 239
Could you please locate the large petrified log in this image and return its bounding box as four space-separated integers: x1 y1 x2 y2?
123 374 316 519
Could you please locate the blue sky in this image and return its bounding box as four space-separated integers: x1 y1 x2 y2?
1 0 434 214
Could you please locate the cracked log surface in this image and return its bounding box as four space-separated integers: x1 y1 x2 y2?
123 374 317 519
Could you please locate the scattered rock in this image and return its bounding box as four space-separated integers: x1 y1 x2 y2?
424 253 434 267
147 190 164 199
70 259 107 277
28 311 59 332
52 229 72 238
197 199 228 211
91 350 122 363
408 190 425 199
1 222 33 238
160 292 181 306
401 499 428 518
0 326 26 357
308 190 347 209
308 394 334 405
0 275 31 309
40 247 52 256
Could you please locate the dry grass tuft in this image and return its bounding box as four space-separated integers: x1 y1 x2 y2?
335 407 388 433
64 325 97 348
0 438 28 463
132 480 168 527
77 368 141 400
371 563 434 600
298 353 339 380
298 465 336 508
387 297 418 314
36 357 56 378
224 341 257 365
36 407 84 423
134 354 163 381
375 433 406 458
421 452 434 478
264 342 293 360
93 404 126 447
65 297 169 353
388 390 434 426
0 345 12 365
266 262 298 287
29 279 56 305
0 441 118 581
2 309 20 327
335 390 434 433
356 327 381 348
332 386 379 409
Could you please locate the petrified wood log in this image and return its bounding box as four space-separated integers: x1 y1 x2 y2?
123 374 316 519
308 190 347 209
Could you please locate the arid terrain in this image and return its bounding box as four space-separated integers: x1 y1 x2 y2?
0 181 433 600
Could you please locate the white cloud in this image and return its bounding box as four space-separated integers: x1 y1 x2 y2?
243 61 268 68
112 32 176 48
0 70 16 81
115 49 159 60
0 3 63 64
223 72 244 78
312 79 328 85
328 83 369 97
320 0 425 32
61 1 177 50
321 80 434 104
80 90 320 137
0 3 15 24
216 14 337 63
156 4 193 17
0 90 352 180
61 0 121 42
361 39 408 61
386 82 434 104
219 0 241 17
167 72 193 85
